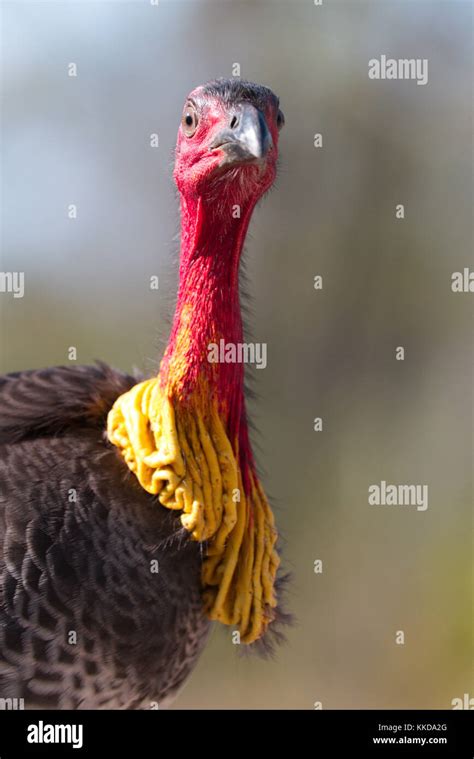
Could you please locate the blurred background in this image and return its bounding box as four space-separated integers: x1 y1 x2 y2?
1 0 472 708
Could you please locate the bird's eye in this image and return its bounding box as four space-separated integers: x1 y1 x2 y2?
182 104 199 137
276 109 285 131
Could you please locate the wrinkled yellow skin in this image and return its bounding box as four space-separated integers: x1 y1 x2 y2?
107 378 279 643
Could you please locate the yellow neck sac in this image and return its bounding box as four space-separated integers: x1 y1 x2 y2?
107 377 279 644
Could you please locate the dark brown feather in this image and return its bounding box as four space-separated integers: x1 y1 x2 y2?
0 364 210 709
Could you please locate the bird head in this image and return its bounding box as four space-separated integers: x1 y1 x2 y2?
173 78 284 205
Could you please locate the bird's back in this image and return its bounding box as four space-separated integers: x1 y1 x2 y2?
0 364 209 709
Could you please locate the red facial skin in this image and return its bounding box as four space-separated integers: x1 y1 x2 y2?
159 86 281 491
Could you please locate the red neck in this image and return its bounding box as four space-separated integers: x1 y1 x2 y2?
159 192 257 450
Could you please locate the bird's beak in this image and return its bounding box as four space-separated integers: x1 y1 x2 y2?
210 102 273 168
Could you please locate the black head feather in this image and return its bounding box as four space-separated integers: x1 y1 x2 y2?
201 77 280 113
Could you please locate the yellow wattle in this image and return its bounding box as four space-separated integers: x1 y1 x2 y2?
107 377 279 644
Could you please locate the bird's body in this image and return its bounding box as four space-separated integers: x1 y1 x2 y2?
0 365 209 708
0 79 286 708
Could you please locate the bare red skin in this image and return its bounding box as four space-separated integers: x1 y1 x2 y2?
159 86 281 491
